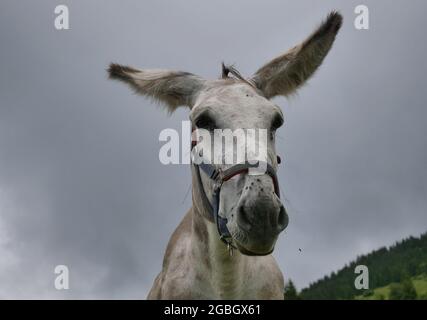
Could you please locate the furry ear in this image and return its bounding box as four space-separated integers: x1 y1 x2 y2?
251 11 343 99
108 63 205 112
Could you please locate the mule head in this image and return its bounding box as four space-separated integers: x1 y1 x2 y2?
108 12 342 255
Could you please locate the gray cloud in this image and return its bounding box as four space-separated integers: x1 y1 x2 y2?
0 0 426 298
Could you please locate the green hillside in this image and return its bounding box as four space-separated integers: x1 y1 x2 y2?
355 274 427 300
297 232 427 300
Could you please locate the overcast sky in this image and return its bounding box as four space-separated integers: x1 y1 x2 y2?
1 0 426 299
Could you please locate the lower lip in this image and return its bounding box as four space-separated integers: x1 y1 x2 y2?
234 241 274 256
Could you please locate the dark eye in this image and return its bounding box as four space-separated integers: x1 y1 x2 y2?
195 113 216 131
271 113 284 131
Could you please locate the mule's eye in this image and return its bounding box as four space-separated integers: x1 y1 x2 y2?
195 113 216 130
271 113 284 131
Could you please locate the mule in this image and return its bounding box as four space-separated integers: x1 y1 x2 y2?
108 11 342 299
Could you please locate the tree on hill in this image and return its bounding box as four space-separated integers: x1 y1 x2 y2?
389 278 417 300
284 280 300 300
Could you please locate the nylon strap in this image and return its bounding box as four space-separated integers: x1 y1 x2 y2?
194 160 280 247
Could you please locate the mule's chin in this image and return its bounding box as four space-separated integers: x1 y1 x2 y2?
234 241 275 256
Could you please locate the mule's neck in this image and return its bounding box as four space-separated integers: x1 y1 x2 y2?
190 193 248 299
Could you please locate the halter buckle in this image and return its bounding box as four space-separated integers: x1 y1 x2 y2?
227 242 234 257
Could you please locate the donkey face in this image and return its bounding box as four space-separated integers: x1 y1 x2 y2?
190 79 287 255
108 12 342 255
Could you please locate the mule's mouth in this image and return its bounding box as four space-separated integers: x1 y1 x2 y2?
229 220 279 256
233 240 275 256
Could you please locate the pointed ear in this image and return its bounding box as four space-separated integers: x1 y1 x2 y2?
251 11 343 99
108 63 205 112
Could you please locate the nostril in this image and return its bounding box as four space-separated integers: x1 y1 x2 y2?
277 205 289 231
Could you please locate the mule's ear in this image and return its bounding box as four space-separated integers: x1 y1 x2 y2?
108 63 205 112
251 11 343 99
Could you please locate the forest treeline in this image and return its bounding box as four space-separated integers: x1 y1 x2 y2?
295 232 427 300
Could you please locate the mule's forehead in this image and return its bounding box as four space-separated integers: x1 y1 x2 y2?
192 81 282 129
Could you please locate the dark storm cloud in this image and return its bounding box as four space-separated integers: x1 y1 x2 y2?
0 0 426 297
